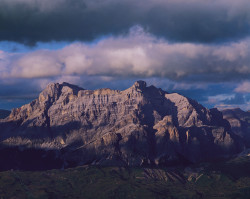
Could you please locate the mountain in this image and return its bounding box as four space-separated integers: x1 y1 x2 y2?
0 81 244 170
0 109 10 119
222 108 250 148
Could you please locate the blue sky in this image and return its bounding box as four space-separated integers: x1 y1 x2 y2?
0 0 250 110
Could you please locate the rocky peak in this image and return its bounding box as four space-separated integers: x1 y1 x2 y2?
164 93 212 127
124 81 164 101
39 82 84 103
61 82 84 95
0 81 244 169
132 80 147 91
38 83 60 103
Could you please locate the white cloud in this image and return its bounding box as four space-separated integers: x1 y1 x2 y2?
235 82 250 93
10 50 62 78
0 27 250 82
216 103 250 111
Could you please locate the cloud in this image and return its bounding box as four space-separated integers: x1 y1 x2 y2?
1 27 250 82
222 93 246 105
1 0 250 44
9 52 59 78
0 27 250 110
235 81 250 93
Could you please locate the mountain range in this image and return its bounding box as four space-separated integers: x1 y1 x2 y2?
0 81 248 170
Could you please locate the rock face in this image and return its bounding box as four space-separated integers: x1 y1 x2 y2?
0 81 244 169
222 108 250 148
0 109 10 119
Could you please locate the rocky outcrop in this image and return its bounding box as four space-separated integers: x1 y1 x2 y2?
0 109 10 119
0 81 244 169
222 108 250 148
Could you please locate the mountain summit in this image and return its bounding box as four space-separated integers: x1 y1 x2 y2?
0 81 244 169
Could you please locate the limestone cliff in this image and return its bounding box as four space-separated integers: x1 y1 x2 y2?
0 81 244 169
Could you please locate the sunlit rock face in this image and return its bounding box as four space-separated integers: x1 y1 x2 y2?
222 108 250 148
0 81 244 169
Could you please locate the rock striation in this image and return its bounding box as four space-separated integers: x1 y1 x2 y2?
0 81 244 169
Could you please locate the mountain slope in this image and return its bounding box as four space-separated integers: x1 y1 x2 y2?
0 81 243 169
0 109 10 119
222 108 250 148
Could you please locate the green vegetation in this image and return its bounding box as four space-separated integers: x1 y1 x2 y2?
0 156 250 199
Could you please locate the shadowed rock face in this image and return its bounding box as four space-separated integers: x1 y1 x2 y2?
0 109 10 119
222 108 250 148
0 81 244 169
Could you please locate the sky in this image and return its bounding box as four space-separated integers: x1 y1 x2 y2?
0 0 250 110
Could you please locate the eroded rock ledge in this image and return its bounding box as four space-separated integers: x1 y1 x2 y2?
0 81 244 169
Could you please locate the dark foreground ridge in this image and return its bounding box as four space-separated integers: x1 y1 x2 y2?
0 153 250 199
0 81 248 171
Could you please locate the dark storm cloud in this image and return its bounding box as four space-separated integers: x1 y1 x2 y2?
1 0 250 44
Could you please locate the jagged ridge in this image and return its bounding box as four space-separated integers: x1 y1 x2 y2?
0 81 244 169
